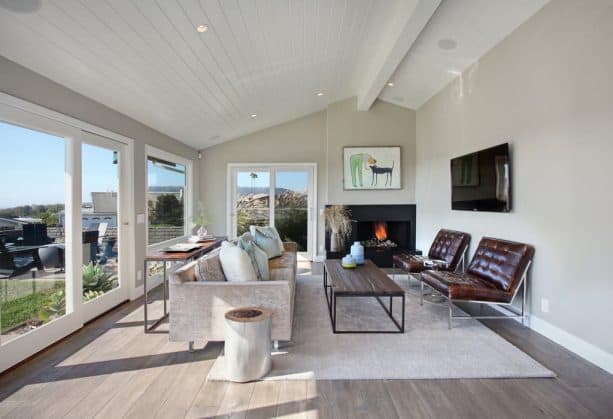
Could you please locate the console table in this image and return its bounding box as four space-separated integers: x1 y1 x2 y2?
144 238 223 332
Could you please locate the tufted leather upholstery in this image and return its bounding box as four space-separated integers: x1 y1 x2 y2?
428 229 472 269
420 270 514 303
393 229 470 274
421 237 534 302
466 237 534 292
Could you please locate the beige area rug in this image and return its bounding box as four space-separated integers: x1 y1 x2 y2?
207 274 555 380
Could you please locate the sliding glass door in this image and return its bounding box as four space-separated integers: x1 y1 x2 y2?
230 164 316 260
0 102 131 372
80 133 129 322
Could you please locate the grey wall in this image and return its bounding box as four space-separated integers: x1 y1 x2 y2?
199 97 416 256
416 0 613 355
0 56 198 288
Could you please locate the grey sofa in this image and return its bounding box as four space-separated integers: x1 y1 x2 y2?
169 242 297 346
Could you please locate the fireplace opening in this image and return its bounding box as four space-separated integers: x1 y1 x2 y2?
362 221 398 248
324 204 419 267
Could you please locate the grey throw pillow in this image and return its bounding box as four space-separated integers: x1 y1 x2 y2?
195 248 226 281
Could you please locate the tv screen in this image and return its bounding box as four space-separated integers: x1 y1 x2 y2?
450 143 511 212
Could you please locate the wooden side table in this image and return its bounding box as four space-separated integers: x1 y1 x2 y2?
143 238 223 333
224 307 272 382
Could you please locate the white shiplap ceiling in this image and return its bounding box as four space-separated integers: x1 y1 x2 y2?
380 0 549 109
0 0 546 149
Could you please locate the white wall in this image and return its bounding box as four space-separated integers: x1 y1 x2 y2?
416 0 613 360
199 97 416 257
199 110 328 253
326 98 416 204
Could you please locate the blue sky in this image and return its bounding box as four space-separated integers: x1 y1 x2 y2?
1 122 184 210
237 171 307 192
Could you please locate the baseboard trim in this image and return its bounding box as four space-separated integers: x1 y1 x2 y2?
489 305 613 374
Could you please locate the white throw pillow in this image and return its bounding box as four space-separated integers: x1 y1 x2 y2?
218 241 258 282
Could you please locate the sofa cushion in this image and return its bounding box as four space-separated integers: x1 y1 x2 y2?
250 226 284 259
268 250 296 271
237 232 270 281
194 248 225 282
393 254 430 273
173 262 197 283
219 241 258 282
421 270 514 303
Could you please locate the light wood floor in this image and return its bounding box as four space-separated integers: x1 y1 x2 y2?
1 263 612 418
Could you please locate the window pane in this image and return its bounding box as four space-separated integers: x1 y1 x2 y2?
0 122 67 344
274 171 308 251
236 171 270 236
82 144 119 302
147 156 186 245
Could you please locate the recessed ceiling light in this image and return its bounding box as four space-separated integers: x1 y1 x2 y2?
250 114 257 119
316 92 325 97
196 24 208 33
387 82 394 87
438 38 457 50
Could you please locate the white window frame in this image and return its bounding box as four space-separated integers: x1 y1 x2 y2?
145 145 194 250
227 162 318 260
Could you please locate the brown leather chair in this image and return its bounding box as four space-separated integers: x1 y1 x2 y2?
393 229 471 274
421 237 534 328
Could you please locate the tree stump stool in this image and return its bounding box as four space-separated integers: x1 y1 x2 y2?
224 307 272 382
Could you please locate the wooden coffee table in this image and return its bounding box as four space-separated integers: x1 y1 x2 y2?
323 259 405 333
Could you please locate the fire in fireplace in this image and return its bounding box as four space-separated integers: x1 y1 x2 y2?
374 221 387 241
362 221 398 248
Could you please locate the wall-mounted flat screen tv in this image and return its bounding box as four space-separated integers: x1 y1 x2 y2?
450 143 511 212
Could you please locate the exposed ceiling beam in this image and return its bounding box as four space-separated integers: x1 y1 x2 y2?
356 0 441 111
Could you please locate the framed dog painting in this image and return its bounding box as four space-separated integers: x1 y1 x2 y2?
343 146 401 190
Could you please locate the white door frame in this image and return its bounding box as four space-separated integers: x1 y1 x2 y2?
227 163 317 260
0 92 136 373
80 132 130 322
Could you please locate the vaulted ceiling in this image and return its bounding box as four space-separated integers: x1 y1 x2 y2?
0 0 547 149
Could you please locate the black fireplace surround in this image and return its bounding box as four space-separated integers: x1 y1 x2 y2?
325 204 420 267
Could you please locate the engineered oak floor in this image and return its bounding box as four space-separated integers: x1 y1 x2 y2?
0 263 612 418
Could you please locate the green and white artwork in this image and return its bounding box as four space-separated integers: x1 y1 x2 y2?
343 146 401 190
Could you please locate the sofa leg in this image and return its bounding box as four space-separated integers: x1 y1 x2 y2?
188 341 194 352
273 340 279 351
420 280 424 306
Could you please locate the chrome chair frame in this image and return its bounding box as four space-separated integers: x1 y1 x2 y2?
420 260 532 329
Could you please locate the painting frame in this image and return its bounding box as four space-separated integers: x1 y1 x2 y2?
342 146 402 190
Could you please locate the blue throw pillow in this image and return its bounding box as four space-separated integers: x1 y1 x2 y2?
237 232 270 280
249 226 284 259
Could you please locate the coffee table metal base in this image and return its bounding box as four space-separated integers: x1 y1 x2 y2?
324 266 405 334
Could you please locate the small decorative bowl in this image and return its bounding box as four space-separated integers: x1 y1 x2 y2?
341 255 356 269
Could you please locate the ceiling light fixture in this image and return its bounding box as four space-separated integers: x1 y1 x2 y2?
250 113 257 119
196 24 208 33
316 92 325 97
438 38 457 50
387 82 394 87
